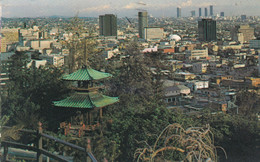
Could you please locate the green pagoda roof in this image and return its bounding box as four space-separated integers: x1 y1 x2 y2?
63 67 112 81
53 92 119 109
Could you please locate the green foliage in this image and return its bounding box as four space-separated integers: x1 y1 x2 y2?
235 90 260 119
0 116 22 142
107 42 165 104
93 103 171 161
3 51 70 130
3 42 258 162
89 42 196 161
198 112 259 161
62 16 102 72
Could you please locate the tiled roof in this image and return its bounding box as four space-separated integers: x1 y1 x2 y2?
53 92 119 109
63 67 112 81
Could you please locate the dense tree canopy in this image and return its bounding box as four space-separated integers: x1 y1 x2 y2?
3 51 70 130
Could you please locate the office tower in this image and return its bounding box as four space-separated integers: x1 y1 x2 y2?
210 5 213 16
138 11 148 39
177 7 181 18
232 25 254 43
198 19 216 41
199 8 202 17
241 15 247 21
99 14 117 37
220 12 225 17
205 8 208 17
191 10 196 17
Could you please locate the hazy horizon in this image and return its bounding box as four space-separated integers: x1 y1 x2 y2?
0 0 259 18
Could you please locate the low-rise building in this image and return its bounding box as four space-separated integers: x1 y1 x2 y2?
173 72 196 81
250 39 260 49
30 39 53 50
186 80 209 91
163 81 190 105
144 27 164 40
27 60 48 68
245 77 260 88
192 62 208 73
40 54 64 67
177 85 191 95
186 48 208 60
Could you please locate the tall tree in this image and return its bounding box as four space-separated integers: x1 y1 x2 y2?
3 51 70 130
62 16 101 72
89 42 196 161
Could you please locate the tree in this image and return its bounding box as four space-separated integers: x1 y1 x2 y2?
198 112 259 161
135 123 223 162
89 42 196 161
107 42 165 104
62 16 101 72
0 116 21 143
3 51 70 130
235 90 260 119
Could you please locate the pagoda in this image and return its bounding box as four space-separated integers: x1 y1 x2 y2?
53 66 119 136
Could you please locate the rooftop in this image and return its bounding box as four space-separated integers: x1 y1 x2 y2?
53 92 119 109
63 66 112 81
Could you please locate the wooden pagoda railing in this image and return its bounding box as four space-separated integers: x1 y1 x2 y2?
1 122 97 162
60 122 101 137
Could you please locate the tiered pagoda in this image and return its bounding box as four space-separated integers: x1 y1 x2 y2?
53 66 119 136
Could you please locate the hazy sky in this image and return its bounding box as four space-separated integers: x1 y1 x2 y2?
1 0 260 17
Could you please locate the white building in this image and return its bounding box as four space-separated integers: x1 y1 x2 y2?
186 48 208 60
40 54 64 67
30 40 53 50
27 60 48 68
103 48 119 60
144 27 164 40
186 80 209 91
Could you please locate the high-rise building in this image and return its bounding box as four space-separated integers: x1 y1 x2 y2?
198 19 216 41
205 8 208 17
232 25 255 43
99 14 117 37
177 7 181 18
199 8 202 17
191 10 196 17
210 5 213 16
138 11 148 39
220 12 225 17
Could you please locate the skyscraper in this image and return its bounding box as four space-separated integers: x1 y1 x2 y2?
199 8 202 17
191 10 196 17
210 5 213 16
198 19 216 41
99 14 117 37
220 12 225 17
205 8 208 17
138 11 148 39
177 7 181 18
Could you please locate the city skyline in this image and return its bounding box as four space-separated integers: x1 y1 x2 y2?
0 0 260 18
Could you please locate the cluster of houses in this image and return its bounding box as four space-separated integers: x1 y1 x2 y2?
1 19 259 115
